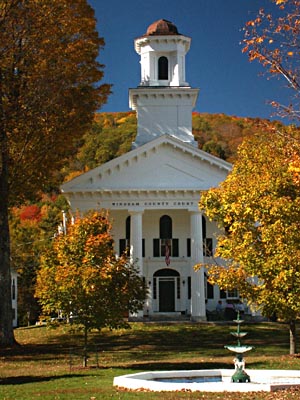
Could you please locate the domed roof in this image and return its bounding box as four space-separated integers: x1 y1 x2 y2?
145 19 180 36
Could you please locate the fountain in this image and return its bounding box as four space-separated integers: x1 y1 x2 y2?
224 311 252 383
113 314 300 393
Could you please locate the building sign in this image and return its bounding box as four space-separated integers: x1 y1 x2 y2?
110 201 195 208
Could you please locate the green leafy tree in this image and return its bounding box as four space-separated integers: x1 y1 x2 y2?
35 211 146 366
202 140 226 160
0 0 111 345
200 124 300 354
76 113 136 171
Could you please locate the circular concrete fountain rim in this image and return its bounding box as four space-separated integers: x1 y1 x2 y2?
113 369 300 393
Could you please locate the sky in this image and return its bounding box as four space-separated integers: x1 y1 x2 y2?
88 0 290 122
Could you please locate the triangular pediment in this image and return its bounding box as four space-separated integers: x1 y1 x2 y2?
61 135 231 194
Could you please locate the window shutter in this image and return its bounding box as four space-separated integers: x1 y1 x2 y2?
188 277 191 299
119 239 126 256
173 239 179 257
142 239 145 257
153 238 160 257
187 238 191 257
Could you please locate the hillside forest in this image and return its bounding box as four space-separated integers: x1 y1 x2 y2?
12 111 295 325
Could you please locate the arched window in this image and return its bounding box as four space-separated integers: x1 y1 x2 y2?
158 56 168 80
154 215 178 258
154 268 180 277
160 215 172 239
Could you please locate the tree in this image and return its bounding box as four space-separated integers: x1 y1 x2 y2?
10 194 69 326
199 124 300 354
35 211 146 366
0 1 111 345
242 0 300 121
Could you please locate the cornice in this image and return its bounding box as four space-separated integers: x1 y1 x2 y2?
129 87 199 109
134 35 191 54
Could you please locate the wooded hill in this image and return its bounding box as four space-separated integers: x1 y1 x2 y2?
63 111 289 182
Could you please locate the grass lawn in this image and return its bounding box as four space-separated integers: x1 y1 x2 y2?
0 321 300 399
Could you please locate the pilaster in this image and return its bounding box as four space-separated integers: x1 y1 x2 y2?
190 210 206 321
129 209 144 275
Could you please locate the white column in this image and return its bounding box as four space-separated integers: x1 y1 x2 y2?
190 210 206 321
129 209 143 275
129 209 144 319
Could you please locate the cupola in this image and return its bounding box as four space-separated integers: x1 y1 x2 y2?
134 19 191 87
129 20 199 148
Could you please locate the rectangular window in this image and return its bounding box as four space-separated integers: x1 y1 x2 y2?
207 282 214 299
153 239 179 257
120 239 144 257
161 238 171 257
187 238 213 257
119 238 130 256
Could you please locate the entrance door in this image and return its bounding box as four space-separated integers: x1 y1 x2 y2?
159 278 175 312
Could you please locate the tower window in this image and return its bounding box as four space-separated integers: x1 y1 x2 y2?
158 56 168 80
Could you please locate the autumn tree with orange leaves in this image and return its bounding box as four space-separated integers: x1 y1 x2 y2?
243 0 300 121
35 211 146 366
200 124 300 355
0 1 111 346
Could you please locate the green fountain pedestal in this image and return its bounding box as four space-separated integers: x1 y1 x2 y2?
231 354 251 383
225 311 253 383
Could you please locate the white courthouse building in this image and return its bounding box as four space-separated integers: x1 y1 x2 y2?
61 19 233 321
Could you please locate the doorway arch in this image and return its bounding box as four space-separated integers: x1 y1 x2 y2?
154 269 180 312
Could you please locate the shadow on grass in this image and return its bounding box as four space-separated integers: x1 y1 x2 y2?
117 359 270 372
0 343 71 360
122 360 231 371
6 322 295 365
0 373 83 386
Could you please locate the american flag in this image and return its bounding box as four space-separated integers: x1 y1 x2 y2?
165 244 170 266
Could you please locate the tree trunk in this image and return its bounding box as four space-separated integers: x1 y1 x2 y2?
289 320 297 355
83 324 88 367
0 89 15 346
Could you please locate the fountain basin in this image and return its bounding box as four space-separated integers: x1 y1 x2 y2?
225 345 253 353
230 332 248 338
113 369 300 392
